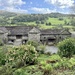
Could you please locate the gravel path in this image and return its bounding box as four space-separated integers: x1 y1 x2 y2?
45 46 58 54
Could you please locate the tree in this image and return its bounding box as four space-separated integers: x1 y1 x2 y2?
41 20 44 24
57 38 75 58
48 22 51 25
70 19 75 26
46 22 51 26
64 20 67 25
58 18 63 21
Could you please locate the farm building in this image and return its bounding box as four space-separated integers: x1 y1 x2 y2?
0 26 71 45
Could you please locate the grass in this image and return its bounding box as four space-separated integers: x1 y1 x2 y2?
47 17 70 25
37 54 51 62
23 22 36 25
47 18 64 25
13 54 75 75
0 45 75 75
63 25 73 28
20 17 72 29
37 54 61 62
0 15 74 29
40 25 55 29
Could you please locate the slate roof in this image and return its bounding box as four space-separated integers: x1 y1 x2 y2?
40 29 71 35
29 27 40 33
0 26 71 35
0 27 8 33
5 26 33 35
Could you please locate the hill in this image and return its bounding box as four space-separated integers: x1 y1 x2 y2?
0 10 74 30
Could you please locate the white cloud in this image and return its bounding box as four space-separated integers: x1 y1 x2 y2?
0 0 26 7
45 0 74 8
30 2 33 4
31 7 56 13
4 7 28 13
0 0 27 13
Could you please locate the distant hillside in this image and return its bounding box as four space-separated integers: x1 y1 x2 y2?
0 10 17 17
0 10 74 30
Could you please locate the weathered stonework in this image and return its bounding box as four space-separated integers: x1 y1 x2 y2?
28 27 40 42
0 26 71 45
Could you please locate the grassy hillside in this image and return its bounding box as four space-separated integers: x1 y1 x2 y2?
47 17 70 25
0 10 74 30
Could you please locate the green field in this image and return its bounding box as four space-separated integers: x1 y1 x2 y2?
0 11 74 30
47 17 71 25
18 17 72 29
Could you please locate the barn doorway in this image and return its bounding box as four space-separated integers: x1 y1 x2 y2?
16 35 22 39
47 37 56 45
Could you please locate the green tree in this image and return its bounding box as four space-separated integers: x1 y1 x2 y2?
70 19 75 26
64 20 67 25
57 38 75 58
58 17 63 21
36 21 40 24
41 20 44 24
46 22 51 26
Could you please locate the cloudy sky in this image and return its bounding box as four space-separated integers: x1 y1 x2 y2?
0 0 75 14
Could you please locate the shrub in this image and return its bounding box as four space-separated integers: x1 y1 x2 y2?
41 21 44 24
45 52 51 55
36 21 40 24
58 18 63 20
53 62 61 69
37 45 45 54
6 45 38 68
0 48 6 65
0 39 4 46
69 58 75 68
50 54 61 61
26 41 38 48
0 66 14 75
46 22 51 26
57 38 75 58
40 61 53 75
14 66 43 75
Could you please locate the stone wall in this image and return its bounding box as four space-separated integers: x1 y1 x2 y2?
0 33 8 44
28 33 40 42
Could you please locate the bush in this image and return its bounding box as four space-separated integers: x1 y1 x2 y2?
57 38 75 58
40 61 53 75
36 21 40 24
6 45 38 68
0 66 14 75
0 47 6 65
37 45 45 54
41 21 44 24
14 66 43 75
58 18 63 20
26 41 38 48
46 22 51 26
0 39 4 46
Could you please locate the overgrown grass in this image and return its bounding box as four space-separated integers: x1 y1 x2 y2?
37 54 51 62
0 45 75 75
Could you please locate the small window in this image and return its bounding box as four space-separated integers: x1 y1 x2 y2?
16 35 22 39
44 37 46 39
59 36 61 39
11 40 14 42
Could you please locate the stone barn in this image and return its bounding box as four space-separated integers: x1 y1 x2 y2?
0 26 71 45
0 27 8 44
